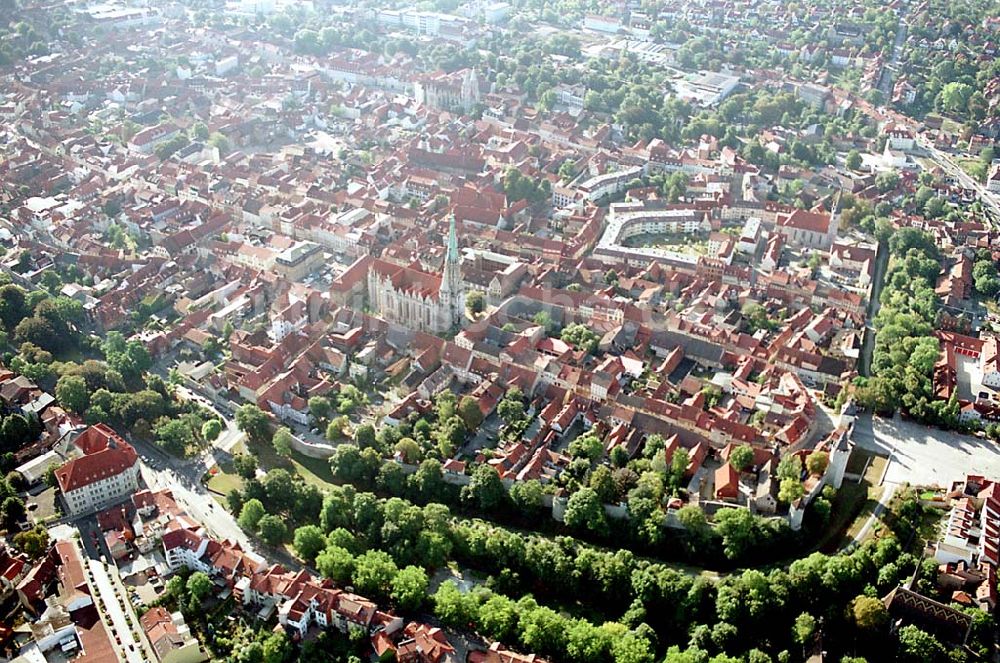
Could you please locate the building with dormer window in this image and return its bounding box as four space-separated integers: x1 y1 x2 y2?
55 424 139 516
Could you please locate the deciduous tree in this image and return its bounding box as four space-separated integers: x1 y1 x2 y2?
316 545 355 584
235 404 270 443
257 514 287 546
201 419 222 442
564 487 608 534
238 498 265 531
458 395 484 430
463 464 508 512
390 565 429 612
352 550 398 599
465 290 486 315
293 525 326 562
272 426 293 457
851 595 889 631
55 375 89 413
186 571 212 605
805 451 829 475
730 445 754 472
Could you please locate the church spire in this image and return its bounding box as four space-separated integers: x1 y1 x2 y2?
446 213 459 265
439 213 463 329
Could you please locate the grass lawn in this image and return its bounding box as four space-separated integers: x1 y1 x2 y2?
289 451 338 488
955 157 986 181
817 480 876 552
623 232 710 256
843 485 884 543
244 433 338 490
864 454 887 484
938 116 963 134
819 450 888 552
245 436 286 469
27 486 59 525
206 470 244 497
206 444 246 505
913 509 945 551
845 447 872 475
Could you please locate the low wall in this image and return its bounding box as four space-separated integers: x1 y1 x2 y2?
289 433 337 459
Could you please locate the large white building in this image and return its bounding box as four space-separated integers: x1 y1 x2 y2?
935 476 1000 594
988 164 1000 194
673 71 741 107
55 424 139 516
594 200 709 266
576 167 644 203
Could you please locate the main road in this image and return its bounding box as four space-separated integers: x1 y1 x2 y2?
917 135 1000 227
137 450 254 551
129 403 309 573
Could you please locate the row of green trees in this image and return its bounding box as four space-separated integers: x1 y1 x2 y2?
328 438 803 569
854 228 959 427
227 471 980 662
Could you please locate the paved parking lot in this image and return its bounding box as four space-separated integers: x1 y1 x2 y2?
853 413 1000 488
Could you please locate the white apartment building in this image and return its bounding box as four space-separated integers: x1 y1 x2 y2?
55 424 139 516
576 167 644 202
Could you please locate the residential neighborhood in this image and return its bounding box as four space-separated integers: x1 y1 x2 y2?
1 0 1000 661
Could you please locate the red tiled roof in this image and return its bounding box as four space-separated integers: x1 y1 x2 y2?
778 208 830 233
56 424 137 493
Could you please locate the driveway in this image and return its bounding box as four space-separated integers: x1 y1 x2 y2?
853 413 1000 487
842 483 897 553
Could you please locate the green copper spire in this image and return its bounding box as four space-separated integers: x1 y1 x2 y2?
447 213 459 264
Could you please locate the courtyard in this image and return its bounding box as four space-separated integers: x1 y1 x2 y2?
621 231 710 256
955 352 988 402
853 413 1000 488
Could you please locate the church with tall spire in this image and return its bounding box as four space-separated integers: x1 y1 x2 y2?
365 215 464 334
438 213 464 323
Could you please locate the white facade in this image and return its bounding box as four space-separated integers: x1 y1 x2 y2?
584 15 622 33
63 464 140 516
737 217 762 254
577 167 643 202
270 306 307 342
165 537 211 573
886 131 916 151
988 164 1000 193
594 202 709 266
982 338 1000 389
215 55 239 77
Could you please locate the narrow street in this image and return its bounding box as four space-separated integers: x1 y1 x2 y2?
859 240 890 377
87 558 148 663
877 9 908 96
